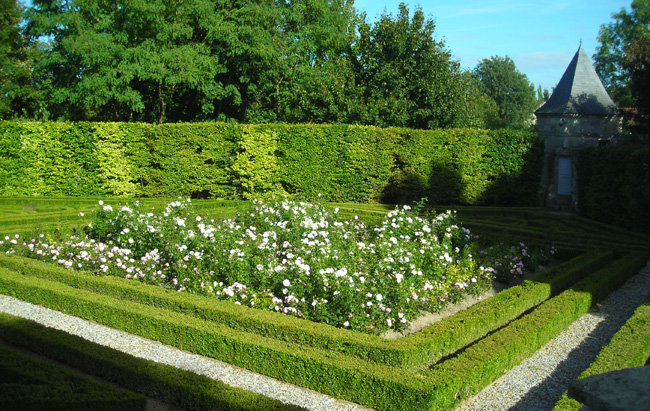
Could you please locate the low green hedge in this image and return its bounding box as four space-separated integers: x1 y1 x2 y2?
420 252 648 409
0 313 299 411
0 267 433 410
403 250 614 368
0 121 542 205
0 339 146 410
0 251 611 369
553 294 650 410
0 252 643 410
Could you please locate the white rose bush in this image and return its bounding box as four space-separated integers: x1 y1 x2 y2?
0 198 549 334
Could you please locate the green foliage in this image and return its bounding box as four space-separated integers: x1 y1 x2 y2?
230 127 285 198
25 0 227 123
594 0 650 109
352 4 483 129
13 1 492 128
472 55 538 129
0 121 542 206
578 145 650 233
0 313 299 411
0 338 146 410
403 250 613 369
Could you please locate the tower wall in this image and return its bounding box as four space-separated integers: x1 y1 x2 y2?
537 114 622 211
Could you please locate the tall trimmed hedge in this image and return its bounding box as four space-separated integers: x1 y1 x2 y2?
578 146 650 233
0 121 542 205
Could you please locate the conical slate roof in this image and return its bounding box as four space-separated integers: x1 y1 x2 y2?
535 44 618 115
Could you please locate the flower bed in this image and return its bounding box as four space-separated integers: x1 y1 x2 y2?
1 198 550 334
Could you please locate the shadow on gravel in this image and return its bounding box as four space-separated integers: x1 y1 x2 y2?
507 295 646 410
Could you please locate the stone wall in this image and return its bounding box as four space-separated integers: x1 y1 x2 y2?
537 114 621 138
537 114 622 210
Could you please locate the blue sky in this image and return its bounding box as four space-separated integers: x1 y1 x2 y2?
354 0 631 90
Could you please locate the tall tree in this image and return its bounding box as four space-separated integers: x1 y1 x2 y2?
472 56 537 129
25 0 228 123
0 0 41 118
594 0 650 108
274 0 361 124
352 3 481 129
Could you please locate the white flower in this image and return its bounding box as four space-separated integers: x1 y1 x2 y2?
283 279 291 287
343 321 349 327
376 294 383 302
176 217 185 227
103 205 113 212
98 200 104 205
387 319 392 327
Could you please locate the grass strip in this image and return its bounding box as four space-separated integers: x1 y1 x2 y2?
0 268 433 410
553 294 650 410
0 251 611 369
420 253 648 410
0 312 300 411
0 339 146 410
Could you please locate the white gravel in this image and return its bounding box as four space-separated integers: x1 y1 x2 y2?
456 261 650 411
0 294 370 411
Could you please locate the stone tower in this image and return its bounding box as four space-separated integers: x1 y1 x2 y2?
535 44 622 211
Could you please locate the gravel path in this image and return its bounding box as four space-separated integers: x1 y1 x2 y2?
0 294 370 411
456 261 650 411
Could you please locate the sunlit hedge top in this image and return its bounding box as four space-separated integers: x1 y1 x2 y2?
0 121 542 205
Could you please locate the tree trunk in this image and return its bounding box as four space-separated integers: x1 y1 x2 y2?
158 81 166 124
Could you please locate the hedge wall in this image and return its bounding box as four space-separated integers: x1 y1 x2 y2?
0 121 542 205
578 145 650 234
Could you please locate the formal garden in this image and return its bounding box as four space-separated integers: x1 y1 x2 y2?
1 0 650 407
0 120 649 410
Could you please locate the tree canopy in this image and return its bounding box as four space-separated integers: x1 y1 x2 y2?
472 56 537 129
3 1 518 129
594 0 650 109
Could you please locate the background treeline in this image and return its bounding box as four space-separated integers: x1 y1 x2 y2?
1 0 540 129
0 121 542 205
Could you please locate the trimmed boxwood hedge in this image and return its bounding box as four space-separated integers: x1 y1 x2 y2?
0 313 300 411
0 121 542 205
420 253 648 409
553 294 650 410
0 250 611 369
0 251 644 410
0 338 146 410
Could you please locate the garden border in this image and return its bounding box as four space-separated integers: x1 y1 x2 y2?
0 252 645 409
